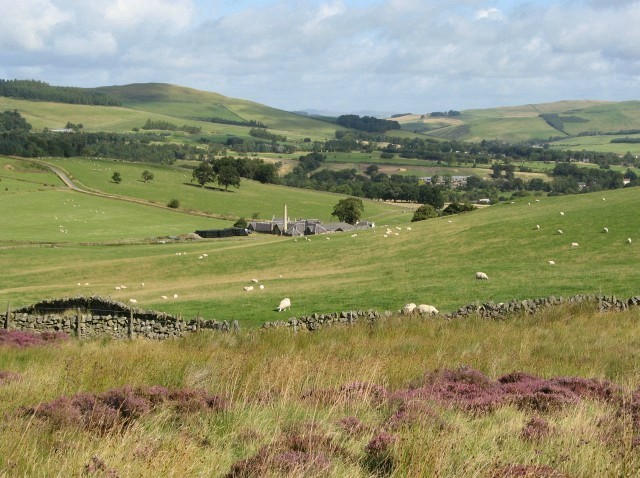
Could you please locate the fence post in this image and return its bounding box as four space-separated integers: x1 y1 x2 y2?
76 307 82 340
129 309 133 340
4 302 10 330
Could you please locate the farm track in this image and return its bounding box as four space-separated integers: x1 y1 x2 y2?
15 157 234 221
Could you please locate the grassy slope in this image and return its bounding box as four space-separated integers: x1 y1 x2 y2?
3 156 640 326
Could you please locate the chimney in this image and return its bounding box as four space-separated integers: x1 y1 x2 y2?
283 204 288 235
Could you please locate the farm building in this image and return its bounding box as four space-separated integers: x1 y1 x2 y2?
419 175 469 188
248 219 374 237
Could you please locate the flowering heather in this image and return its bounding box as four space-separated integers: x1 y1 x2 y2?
301 381 388 406
338 416 370 436
489 464 571 477
387 366 623 414
363 431 397 476
521 416 551 441
24 385 228 432
383 399 443 431
0 329 68 347
0 370 21 384
224 424 341 477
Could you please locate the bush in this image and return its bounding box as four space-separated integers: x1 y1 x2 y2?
233 217 248 228
411 204 439 222
167 198 180 209
441 202 476 216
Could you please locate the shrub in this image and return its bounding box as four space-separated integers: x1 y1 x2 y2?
441 202 476 216
411 204 439 222
233 217 248 228
167 198 180 209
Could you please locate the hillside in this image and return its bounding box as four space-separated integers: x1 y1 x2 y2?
3 153 640 325
395 100 640 143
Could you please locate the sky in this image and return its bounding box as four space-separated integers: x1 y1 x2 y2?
1 0 640 114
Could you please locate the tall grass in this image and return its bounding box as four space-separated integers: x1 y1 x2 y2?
1 304 639 476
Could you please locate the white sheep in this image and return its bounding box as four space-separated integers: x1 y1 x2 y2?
173 293 179 299
259 284 265 290
603 227 609 233
548 260 556 265
383 234 388 238
602 198 606 201
402 303 417 314
326 237 330 240
277 298 291 312
535 225 540 230
161 295 168 300
628 238 633 244
560 212 565 216
417 304 438 315
129 299 137 304
406 227 412 231
243 286 254 292
571 242 579 247
557 229 563 235
141 282 145 287
203 254 208 257
351 233 358 238
251 278 259 283
120 285 127 289
535 199 540 202
115 286 121 291
475 272 489 280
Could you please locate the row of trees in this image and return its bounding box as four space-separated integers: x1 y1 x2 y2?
141 119 201 134
0 79 120 106
191 156 281 190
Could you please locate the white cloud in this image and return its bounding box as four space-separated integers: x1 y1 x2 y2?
475 7 505 20
0 0 71 50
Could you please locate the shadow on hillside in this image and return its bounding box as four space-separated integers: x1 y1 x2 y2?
182 183 235 193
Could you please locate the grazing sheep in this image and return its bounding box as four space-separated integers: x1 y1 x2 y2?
198 256 203 259
394 233 399 236
326 237 330 240
396 227 402 231
120 285 127 289
548 260 556 265
557 229 563 235
244 286 254 292
251 278 259 283
560 212 565 216
406 227 412 231
259 284 265 290
628 238 633 244
528 202 531 206
351 233 358 238
571 242 579 247
161 295 168 300
203 254 208 257
535 225 540 230
603 198 606 201
383 234 388 238
475 272 489 280
115 286 121 291
402 303 417 314
603 227 609 233
279 274 283 278
77 283 81 286
535 199 540 202
173 293 178 299
277 298 291 312
417 304 438 315
141 282 145 287
129 299 137 304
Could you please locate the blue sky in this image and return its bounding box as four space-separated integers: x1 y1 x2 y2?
1 0 639 114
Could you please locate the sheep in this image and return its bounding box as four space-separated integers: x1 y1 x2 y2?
277 298 291 312
417 304 438 315
77 282 81 286
603 198 606 201
203 254 208 257
535 199 540 202
173 293 179 299
244 286 254 292
548 260 556 265
560 212 565 216
402 303 417 314
406 227 412 231
603 227 609 233
120 285 127 289
279 274 283 278
535 225 540 230
141 282 145 287
198 256 204 259
161 295 168 300
251 278 259 283
326 237 330 240
475 272 489 280
129 299 137 304
259 284 265 290
115 286 121 291
628 238 633 244
571 242 579 247
351 233 358 238
396 227 402 231
394 233 399 236
557 229 563 235
383 234 388 238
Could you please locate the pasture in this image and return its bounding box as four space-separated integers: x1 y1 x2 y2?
3 154 640 327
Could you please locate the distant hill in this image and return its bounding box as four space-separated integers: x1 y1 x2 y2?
394 100 640 142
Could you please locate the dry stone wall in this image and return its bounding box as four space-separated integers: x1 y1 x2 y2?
3 296 238 340
261 294 640 331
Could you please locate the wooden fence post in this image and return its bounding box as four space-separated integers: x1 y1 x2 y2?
4 302 9 330
76 307 82 340
129 309 133 340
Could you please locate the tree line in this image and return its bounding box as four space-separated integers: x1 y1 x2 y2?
0 79 121 106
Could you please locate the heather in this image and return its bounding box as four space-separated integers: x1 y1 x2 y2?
0 329 69 347
1 304 640 476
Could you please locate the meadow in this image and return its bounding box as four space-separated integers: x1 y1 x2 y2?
1 304 639 477
3 153 640 327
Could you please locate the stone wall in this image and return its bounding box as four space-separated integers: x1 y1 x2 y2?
3 295 238 340
260 294 640 331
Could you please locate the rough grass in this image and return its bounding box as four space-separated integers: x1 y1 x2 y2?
1 305 639 476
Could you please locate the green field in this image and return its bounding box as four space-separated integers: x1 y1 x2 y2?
3 154 640 327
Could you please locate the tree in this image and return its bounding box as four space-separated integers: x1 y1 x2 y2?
214 158 241 190
441 202 476 216
411 204 439 222
192 161 216 186
141 170 154 183
111 171 122 184
233 217 248 228
167 198 180 208
332 197 364 224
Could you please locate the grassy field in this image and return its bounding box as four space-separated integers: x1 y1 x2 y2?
3 154 640 327
1 304 639 477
